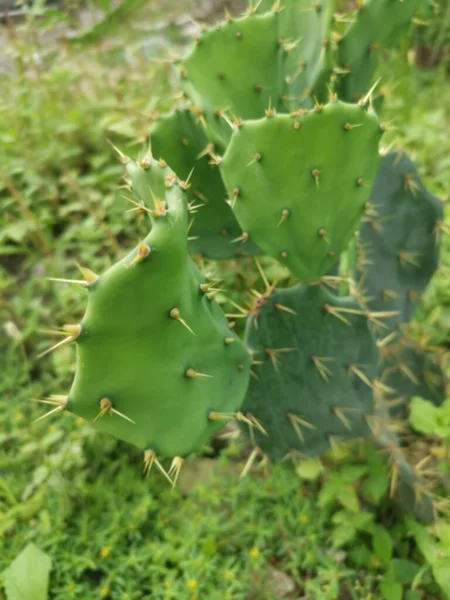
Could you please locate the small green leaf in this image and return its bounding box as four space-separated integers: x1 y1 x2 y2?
296 457 324 481
380 580 402 600
409 397 439 435
362 472 389 504
373 526 393 563
390 559 420 584
4 543 52 600
337 485 360 512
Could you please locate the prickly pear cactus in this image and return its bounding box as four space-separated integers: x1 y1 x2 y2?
242 284 377 460
357 151 443 334
60 158 251 459
150 108 260 258
221 100 383 282
337 0 422 102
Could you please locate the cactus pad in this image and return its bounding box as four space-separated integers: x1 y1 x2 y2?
242 284 377 460
337 0 421 102
150 108 260 258
221 101 382 282
357 152 443 334
180 3 332 150
66 158 251 457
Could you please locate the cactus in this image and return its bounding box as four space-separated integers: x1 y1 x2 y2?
42 158 250 473
242 283 377 460
221 100 382 282
357 151 443 334
150 108 260 258
39 1 445 520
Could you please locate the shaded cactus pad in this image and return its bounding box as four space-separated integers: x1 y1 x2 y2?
67 159 251 457
357 151 443 334
221 101 382 282
242 284 377 460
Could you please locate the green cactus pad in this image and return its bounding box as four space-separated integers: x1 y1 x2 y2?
220 101 382 282
242 284 377 460
379 337 445 420
150 108 260 258
181 13 281 150
357 152 443 333
67 158 251 457
337 0 421 102
180 4 332 150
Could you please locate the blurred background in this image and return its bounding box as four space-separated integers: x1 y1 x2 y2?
0 1 449 599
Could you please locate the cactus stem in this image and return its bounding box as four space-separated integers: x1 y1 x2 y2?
311 356 335 381
170 308 195 335
265 347 295 371
168 457 184 489
93 398 135 424
143 450 173 484
274 303 297 316
240 446 261 478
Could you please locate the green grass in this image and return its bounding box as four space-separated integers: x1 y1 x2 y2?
0 5 450 600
